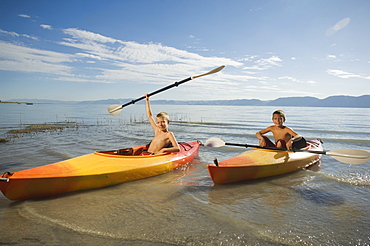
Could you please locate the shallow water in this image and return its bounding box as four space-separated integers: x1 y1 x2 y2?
0 103 369 245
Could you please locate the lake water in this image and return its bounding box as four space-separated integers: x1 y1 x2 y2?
0 103 369 245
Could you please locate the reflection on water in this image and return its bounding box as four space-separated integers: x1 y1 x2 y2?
296 187 346 206
0 104 369 245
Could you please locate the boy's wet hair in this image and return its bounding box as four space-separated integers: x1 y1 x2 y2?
156 112 170 122
272 110 286 121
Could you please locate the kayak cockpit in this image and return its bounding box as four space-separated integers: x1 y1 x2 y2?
97 144 150 156
95 142 200 157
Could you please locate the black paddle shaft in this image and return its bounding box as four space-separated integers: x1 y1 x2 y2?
120 77 192 108
227 142 326 153
225 142 287 151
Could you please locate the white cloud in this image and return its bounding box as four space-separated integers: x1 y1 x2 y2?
0 29 19 37
40 24 53 30
0 41 73 75
0 26 328 98
60 28 240 68
326 18 350 36
256 56 282 67
75 53 105 60
278 76 317 84
23 34 39 41
0 28 247 86
327 69 370 80
57 28 244 85
63 28 120 44
53 76 109 83
18 14 31 18
238 55 258 62
0 29 38 40
243 55 282 71
326 54 337 59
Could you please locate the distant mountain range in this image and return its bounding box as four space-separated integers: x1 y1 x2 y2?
5 95 370 108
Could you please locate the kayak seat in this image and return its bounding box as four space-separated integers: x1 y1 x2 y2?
292 137 307 150
179 142 193 151
132 146 144 155
116 148 134 155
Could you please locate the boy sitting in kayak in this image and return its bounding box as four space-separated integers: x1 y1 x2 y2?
256 110 306 150
145 94 180 155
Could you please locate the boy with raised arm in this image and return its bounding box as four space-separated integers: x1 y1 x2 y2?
145 94 180 155
256 110 306 150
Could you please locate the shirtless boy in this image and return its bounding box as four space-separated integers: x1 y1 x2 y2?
256 110 305 150
145 94 180 154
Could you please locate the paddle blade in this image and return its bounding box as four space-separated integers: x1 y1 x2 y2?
327 149 370 165
192 65 225 79
107 104 123 116
205 137 225 148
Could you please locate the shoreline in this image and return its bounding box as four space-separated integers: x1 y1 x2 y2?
0 101 35 105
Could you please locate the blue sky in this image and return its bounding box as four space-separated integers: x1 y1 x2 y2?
1 0 369 101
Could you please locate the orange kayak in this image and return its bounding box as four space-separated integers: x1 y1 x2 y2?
207 140 322 184
0 141 201 200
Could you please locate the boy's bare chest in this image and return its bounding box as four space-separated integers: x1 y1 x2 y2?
272 127 290 139
153 131 170 141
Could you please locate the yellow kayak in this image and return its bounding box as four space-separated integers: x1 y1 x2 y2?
207 140 322 184
0 141 201 200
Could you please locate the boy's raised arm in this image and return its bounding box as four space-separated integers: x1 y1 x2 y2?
145 94 157 130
